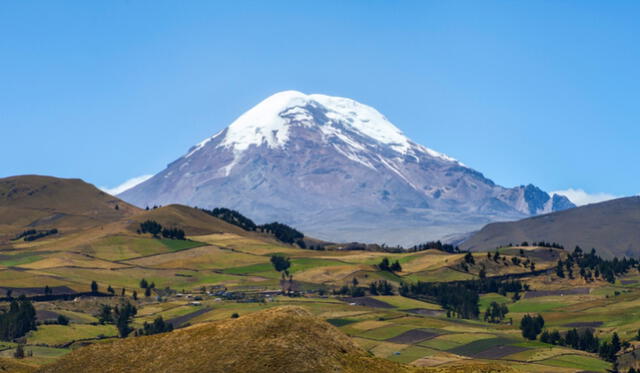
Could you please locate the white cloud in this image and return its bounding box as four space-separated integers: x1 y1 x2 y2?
100 174 153 196
551 188 619 206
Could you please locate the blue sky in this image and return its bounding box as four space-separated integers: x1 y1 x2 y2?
1 1 638 204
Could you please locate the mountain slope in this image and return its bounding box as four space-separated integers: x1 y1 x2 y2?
119 91 573 245
461 196 640 258
0 175 140 237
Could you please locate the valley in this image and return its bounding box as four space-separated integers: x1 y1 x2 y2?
0 176 638 372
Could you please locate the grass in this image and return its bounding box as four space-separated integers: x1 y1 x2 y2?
159 239 204 252
27 324 118 346
540 354 610 372
386 345 437 363
479 293 511 312
370 295 441 310
326 318 358 327
448 336 514 356
508 299 566 313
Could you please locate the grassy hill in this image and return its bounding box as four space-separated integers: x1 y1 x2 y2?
0 175 139 238
461 196 640 257
36 306 513 373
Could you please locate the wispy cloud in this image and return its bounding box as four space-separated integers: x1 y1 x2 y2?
551 188 619 206
100 174 153 196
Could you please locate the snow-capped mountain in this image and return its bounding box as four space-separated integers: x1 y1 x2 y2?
119 91 574 245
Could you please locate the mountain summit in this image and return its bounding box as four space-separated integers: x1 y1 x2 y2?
119 91 574 245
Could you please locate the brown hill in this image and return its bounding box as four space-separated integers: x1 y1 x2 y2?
0 175 139 237
461 196 640 258
127 204 248 236
37 306 410 373
37 306 515 373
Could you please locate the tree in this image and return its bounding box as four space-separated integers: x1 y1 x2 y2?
0 296 37 341
556 260 565 278
107 285 115 295
378 257 390 271
14 344 25 359
44 285 52 296
98 304 113 324
520 314 544 340
139 220 162 238
57 314 70 325
390 260 402 272
464 252 475 265
138 316 173 336
139 278 148 289
539 330 550 343
90 280 98 294
270 255 291 273
484 302 508 323
145 287 152 297
132 290 138 300
612 332 621 354
115 302 137 338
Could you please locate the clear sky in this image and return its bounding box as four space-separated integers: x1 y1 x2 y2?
1 1 638 204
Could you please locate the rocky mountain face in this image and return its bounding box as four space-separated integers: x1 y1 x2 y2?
119 91 574 245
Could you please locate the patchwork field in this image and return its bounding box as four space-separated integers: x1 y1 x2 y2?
1 219 637 373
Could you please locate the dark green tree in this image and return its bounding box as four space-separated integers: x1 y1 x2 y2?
270 255 291 273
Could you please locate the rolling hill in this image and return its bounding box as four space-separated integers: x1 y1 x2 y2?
461 196 640 257
36 306 513 373
0 175 140 239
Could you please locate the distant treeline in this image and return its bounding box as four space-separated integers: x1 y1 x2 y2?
12 229 59 242
200 207 305 246
201 207 257 231
258 222 304 245
400 278 526 319
518 241 564 249
556 246 638 283
409 241 460 253
137 220 185 240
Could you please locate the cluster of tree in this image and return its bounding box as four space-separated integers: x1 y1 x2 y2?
532 241 564 249
200 207 257 231
270 255 291 274
540 328 624 363
334 283 366 297
556 246 638 283
97 302 138 337
400 281 479 319
378 257 402 272
14 228 59 242
409 241 460 253
519 314 545 340
138 220 162 237
519 241 563 249
136 316 173 336
368 280 394 295
140 278 156 297
258 222 304 245
12 229 37 240
137 220 185 240
484 302 509 323
400 278 526 320
161 227 185 240
0 296 37 340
